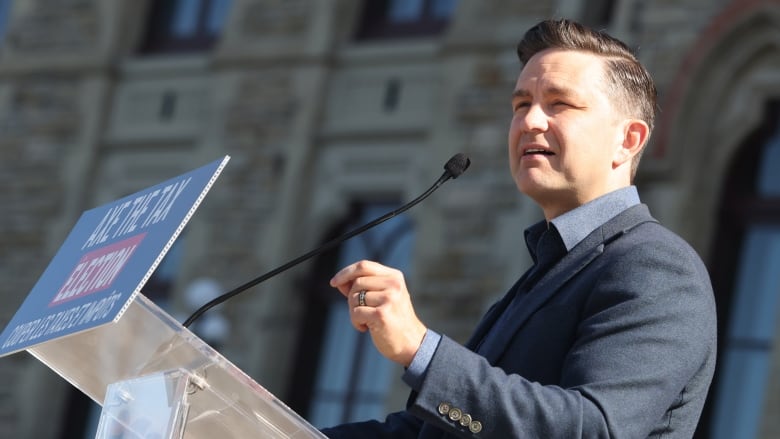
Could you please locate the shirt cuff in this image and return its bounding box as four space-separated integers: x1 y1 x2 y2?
402 329 441 392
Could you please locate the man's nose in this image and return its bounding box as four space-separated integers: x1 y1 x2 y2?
521 104 549 132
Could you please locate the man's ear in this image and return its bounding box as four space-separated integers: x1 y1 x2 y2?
613 119 649 167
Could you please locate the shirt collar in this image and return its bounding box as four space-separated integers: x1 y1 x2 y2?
549 186 640 252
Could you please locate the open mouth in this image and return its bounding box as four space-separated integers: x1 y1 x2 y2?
523 148 554 156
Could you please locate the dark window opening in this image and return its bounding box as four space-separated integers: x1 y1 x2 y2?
0 0 12 42
139 0 232 54
696 101 780 438
287 200 415 427
355 0 458 41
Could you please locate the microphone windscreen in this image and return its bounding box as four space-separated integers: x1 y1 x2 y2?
444 153 471 178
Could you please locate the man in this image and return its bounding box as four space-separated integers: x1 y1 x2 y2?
322 18 716 438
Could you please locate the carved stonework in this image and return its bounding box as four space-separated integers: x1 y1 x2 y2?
0 77 80 139
0 80 79 375
224 73 298 147
477 0 554 19
199 71 298 278
238 0 313 39
415 59 524 333
454 60 519 195
5 0 99 52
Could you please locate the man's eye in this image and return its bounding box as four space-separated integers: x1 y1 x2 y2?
513 102 530 111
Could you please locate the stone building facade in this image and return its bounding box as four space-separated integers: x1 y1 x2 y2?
0 0 778 437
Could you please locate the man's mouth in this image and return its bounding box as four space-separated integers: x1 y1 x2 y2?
523 148 554 156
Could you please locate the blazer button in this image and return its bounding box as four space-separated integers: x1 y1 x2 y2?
437 402 451 416
469 420 483 434
459 413 472 427
448 407 463 422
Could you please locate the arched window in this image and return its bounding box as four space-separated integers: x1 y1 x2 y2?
704 101 780 438
287 200 415 427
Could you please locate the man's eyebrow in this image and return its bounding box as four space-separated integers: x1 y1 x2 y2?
512 85 579 99
512 89 531 98
546 85 578 97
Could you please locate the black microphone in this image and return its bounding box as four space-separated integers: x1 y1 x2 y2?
183 153 470 328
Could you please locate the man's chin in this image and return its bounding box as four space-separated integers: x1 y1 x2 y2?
515 176 551 198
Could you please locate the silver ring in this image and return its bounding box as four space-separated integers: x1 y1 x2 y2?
358 290 367 307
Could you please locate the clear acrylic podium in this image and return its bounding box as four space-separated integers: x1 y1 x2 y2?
26 292 326 439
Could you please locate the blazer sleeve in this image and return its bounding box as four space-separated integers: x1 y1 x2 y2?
405 227 717 438
320 409 423 439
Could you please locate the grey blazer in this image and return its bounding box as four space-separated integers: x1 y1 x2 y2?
322 204 717 438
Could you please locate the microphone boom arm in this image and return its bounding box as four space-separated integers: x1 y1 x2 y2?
182 155 469 328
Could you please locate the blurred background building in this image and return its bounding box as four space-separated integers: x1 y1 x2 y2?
0 0 778 437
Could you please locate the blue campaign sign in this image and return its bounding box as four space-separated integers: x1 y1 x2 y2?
0 156 230 357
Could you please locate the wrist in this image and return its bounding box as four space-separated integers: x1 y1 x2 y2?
402 324 428 367
402 329 441 391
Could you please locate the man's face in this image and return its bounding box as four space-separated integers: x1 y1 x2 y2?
508 48 629 219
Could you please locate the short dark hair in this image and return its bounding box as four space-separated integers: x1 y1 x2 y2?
517 19 658 178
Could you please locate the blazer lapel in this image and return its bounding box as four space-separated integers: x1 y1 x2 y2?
482 204 657 364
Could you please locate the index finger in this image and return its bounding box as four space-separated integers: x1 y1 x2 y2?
330 260 386 293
